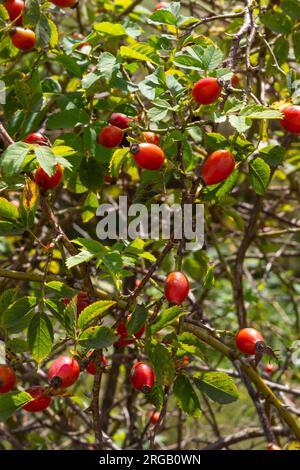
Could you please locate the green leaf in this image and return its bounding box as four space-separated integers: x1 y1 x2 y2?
119 44 160 65
249 158 270 195
48 18 59 48
34 146 57 176
0 143 30 176
45 281 75 297
173 54 202 70
78 325 118 349
27 313 53 364
36 14 51 47
47 109 90 130
173 374 201 417
146 385 164 410
177 332 205 360
63 297 77 337
2 297 38 330
127 304 148 336
0 221 24 236
94 22 127 36
282 0 300 20
82 192 98 223
0 197 19 219
292 32 300 60
194 371 239 404
201 45 223 70
0 289 17 325
147 343 175 386
78 300 116 330
109 148 130 177
259 145 285 167
66 250 94 269
79 157 103 191
0 391 33 422
149 306 183 335
24 0 40 24
261 10 293 34
229 115 252 133
149 9 178 26
239 105 283 119
203 133 228 153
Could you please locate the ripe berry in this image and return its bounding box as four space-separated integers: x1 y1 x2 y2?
142 132 160 146
149 410 160 425
165 271 190 305
48 356 80 388
35 164 63 190
24 132 49 146
109 113 132 130
154 2 169 10
98 125 123 148
130 362 155 393
0 364 17 393
4 0 24 26
192 77 222 105
264 363 276 374
50 0 77 7
235 328 265 355
280 105 300 134
131 143 165 170
22 386 51 412
201 149 235 185
115 315 146 348
9 27 36 51
86 352 106 375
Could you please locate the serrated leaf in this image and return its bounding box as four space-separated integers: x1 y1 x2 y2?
127 304 148 336
0 391 33 422
45 281 75 297
0 289 17 325
82 192 98 223
94 22 127 36
194 371 239 404
261 10 293 34
2 297 38 330
146 385 164 410
201 45 223 70
249 158 270 195
259 145 285 167
240 105 283 119
78 325 118 349
27 313 53 364
147 343 175 386
149 306 183 335
0 142 30 176
0 197 19 219
119 44 160 65
34 146 57 176
173 374 201 417
78 300 116 330
66 250 94 269
109 148 130 177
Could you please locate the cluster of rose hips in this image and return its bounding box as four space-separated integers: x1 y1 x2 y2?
5 0 79 51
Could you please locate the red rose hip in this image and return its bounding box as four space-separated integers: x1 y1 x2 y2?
48 356 80 388
4 0 24 26
35 164 62 190
149 410 160 425
235 328 265 355
109 113 132 130
115 315 146 348
280 105 300 134
142 132 160 145
130 362 155 393
98 125 123 148
165 271 190 305
24 132 50 146
86 352 106 375
192 77 222 105
23 386 51 412
154 2 169 10
9 27 36 51
131 143 165 170
0 364 17 393
201 149 235 185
